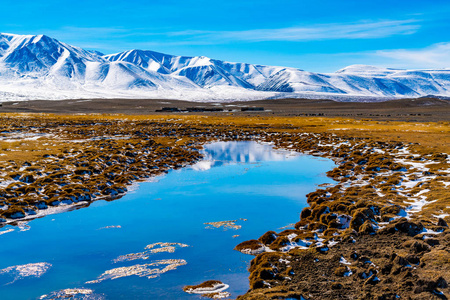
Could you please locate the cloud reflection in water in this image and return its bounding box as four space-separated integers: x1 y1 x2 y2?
191 141 298 171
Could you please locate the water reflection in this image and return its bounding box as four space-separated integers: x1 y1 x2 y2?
191 141 298 171
0 141 335 300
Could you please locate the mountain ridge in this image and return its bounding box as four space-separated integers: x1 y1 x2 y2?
1 33 450 102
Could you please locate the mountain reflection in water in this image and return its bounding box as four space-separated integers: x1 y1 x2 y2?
191 141 298 171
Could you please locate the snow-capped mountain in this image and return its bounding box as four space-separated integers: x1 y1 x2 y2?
1 32 450 102
104 50 282 89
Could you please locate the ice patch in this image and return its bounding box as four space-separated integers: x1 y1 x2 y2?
0 228 15 235
98 225 121 230
204 219 246 230
114 242 189 263
40 288 104 300
86 259 187 284
0 262 51 284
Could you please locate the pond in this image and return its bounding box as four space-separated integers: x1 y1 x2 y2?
0 141 335 299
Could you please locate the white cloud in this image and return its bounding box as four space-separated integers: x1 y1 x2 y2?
18 19 420 53
376 42 450 69
166 19 420 43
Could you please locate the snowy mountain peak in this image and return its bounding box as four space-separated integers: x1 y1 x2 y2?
87 50 105 57
31 34 49 44
1 33 450 101
335 64 399 75
186 56 212 68
104 49 172 73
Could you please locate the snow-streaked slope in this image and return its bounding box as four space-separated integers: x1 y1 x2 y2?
84 61 198 91
2 33 450 102
257 68 347 94
105 50 278 88
0 33 202 97
336 64 399 76
333 65 450 97
0 33 100 77
256 65 450 97
104 50 172 74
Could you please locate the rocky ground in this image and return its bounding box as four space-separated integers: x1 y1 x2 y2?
0 111 448 299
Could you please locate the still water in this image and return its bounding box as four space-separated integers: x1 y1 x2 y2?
0 141 335 299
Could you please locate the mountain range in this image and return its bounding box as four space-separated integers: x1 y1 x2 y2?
1 33 450 102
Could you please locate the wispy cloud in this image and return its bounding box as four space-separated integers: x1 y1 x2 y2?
302 42 450 72
38 19 421 50
376 42 450 68
164 19 420 43
25 26 132 52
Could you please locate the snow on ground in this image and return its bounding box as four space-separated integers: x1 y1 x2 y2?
0 83 281 102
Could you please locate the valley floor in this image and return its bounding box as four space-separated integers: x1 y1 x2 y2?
1 97 449 121
0 102 448 299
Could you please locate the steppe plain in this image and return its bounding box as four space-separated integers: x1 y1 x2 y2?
0 97 449 299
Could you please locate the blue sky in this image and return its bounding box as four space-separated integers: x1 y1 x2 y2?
2 0 450 72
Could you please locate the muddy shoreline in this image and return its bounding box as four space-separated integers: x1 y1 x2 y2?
0 113 448 299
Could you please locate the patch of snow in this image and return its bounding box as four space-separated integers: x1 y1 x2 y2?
184 282 230 295
343 267 353 277
279 258 291 264
340 256 351 265
433 213 450 219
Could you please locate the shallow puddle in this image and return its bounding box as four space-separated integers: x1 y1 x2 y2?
0 141 335 299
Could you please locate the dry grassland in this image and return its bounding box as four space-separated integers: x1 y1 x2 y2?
0 113 448 300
